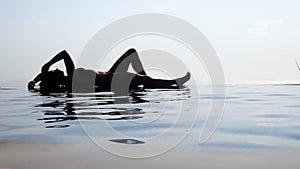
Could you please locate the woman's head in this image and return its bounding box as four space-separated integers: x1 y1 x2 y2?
39 69 65 94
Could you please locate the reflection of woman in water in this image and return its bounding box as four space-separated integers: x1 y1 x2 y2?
28 48 190 94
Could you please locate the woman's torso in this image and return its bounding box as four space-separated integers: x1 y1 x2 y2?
72 68 140 92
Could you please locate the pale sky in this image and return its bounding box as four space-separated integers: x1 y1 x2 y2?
1 0 300 86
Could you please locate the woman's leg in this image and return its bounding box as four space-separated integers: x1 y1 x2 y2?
108 48 146 75
131 73 191 89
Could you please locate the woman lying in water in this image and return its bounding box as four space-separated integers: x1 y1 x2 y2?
27 48 190 94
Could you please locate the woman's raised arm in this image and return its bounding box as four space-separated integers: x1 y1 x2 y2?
28 50 75 91
41 50 75 77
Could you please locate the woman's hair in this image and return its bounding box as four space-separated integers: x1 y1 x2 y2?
39 71 65 94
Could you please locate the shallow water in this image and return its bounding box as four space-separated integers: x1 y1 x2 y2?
1 84 300 150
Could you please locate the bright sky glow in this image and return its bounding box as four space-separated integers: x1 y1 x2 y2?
1 0 300 86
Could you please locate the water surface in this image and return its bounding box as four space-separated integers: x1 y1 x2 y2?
1 85 300 150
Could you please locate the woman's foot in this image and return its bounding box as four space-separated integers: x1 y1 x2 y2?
176 72 191 86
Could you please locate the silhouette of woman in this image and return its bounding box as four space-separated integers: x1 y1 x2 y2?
28 48 190 94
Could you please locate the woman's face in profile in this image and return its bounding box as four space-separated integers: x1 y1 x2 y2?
53 69 65 83
54 69 64 77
